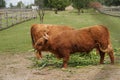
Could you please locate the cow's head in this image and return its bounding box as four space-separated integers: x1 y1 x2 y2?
35 33 49 50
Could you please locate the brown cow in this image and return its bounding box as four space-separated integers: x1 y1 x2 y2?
35 25 114 68
31 24 74 59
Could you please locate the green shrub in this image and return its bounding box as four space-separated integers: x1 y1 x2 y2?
30 50 100 69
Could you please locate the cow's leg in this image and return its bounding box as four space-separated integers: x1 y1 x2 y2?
96 48 105 64
35 51 42 59
108 49 114 64
98 43 114 64
99 51 105 64
61 50 70 68
107 43 114 64
62 56 69 68
101 42 114 64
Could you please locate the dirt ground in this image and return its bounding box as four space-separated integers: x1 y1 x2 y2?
0 52 120 80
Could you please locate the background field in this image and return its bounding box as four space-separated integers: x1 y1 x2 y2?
0 10 120 53
0 10 120 80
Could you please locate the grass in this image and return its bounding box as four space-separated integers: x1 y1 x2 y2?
30 51 99 69
0 20 35 53
0 10 120 53
30 48 120 69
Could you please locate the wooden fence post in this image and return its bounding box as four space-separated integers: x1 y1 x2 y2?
0 9 37 30
0 13 2 28
11 13 15 26
5 12 8 28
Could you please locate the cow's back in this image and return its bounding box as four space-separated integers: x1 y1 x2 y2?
49 25 110 53
47 25 73 36
49 28 95 53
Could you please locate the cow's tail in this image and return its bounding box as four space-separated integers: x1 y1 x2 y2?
97 43 113 53
97 25 113 53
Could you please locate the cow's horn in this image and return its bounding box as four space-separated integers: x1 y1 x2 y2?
43 33 49 40
45 33 49 38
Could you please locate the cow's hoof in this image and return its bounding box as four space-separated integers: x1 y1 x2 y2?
61 68 67 71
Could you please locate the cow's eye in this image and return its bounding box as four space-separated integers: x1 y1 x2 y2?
38 43 42 46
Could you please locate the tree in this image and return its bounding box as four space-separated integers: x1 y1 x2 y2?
26 4 34 9
72 0 93 15
72 0 87 15
104 0 120 6
35 0 45 23
9 3 14 8
89 1 102 9
0 0 6 8
96 0 105 4
16 1 25 8
44 0 70 14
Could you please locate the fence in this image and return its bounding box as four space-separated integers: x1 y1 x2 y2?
98 7 120 17
0 9 37 30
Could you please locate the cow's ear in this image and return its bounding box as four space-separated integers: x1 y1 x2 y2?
37 42 42 46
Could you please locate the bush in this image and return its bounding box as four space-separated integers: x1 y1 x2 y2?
30 50 99 69
89 2 102 9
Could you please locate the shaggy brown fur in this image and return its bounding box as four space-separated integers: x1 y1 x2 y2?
35 25 114 68
30 24 74 59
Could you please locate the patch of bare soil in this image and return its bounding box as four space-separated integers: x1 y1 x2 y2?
0 52 120 80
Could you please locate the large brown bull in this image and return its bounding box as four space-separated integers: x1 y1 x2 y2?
35 25 114 68
31 24 74 59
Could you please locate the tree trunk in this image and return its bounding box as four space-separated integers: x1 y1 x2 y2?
54 9 58 14
81 9 84 13
37 8 45 23
78 8 80 15
0 14 2 28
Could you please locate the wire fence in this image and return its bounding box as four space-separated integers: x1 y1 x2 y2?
0 9 37 31
0 8 119 31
